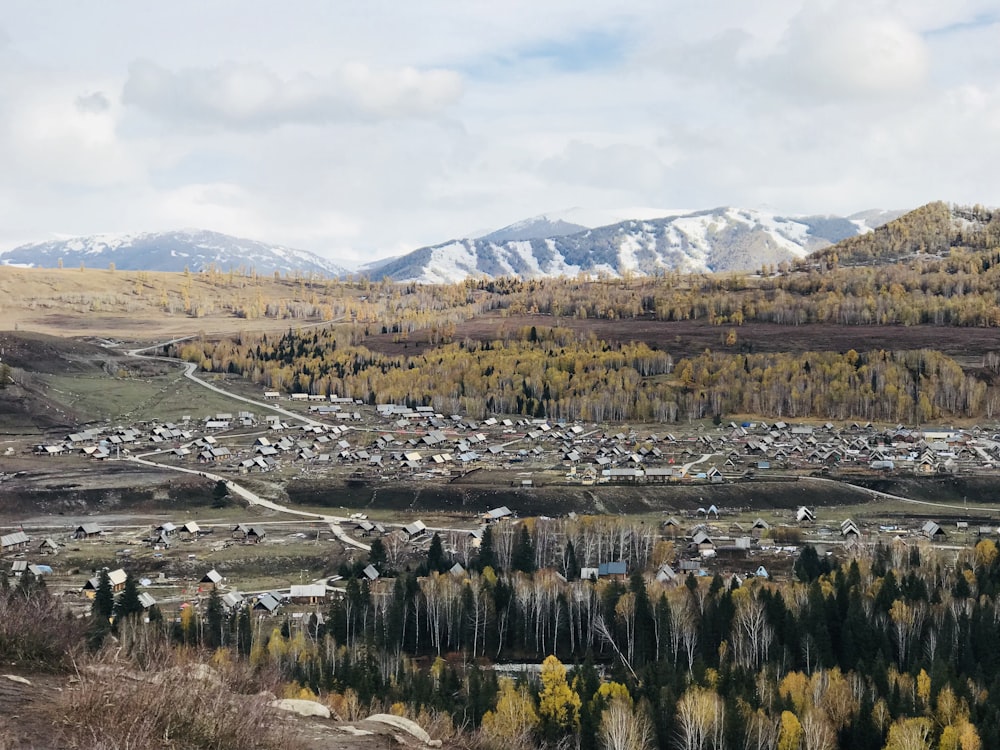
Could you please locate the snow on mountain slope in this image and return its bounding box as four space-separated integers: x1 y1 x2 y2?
0 229 348 277
371 207 891 283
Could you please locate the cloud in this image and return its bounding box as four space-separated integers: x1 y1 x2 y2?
758 7 930 100
122 59 463 129
540 141 669 192
75 91 111 113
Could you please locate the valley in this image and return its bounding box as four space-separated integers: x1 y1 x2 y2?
4 202 1000 749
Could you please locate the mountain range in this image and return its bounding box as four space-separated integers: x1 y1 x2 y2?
362 207 902 283
0 208 905 283
0 229 348 277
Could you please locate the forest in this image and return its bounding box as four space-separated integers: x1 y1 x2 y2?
154 203 1000 425
7 518 1000 750
171 324 996 424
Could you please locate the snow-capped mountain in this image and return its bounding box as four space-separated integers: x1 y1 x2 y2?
366 207 901 284
0 229 348 277
479 215 589 243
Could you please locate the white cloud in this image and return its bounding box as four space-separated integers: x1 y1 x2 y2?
762 7 930 99
122 59 463 129
0 2 997 263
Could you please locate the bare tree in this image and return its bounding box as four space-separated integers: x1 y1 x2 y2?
732 588 773 670
742 708 779 750
801 710 836 750
675 685 725 750
600 697 653 750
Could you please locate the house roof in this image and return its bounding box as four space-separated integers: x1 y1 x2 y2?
289 584 327 598
253 593 280 612
598 561 627 576
201 569 223 584
0 531 28 548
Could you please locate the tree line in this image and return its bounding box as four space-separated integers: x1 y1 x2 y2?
172 324 998 423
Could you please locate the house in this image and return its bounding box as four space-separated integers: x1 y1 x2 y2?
580 567 599 581
155 522 177 536
181 521 201 536
200 569 224 590
252 593 281 614
484 506 513 523
289 584 328 604
448 562 466 578
598 561 628 581
37 538 60 555
73 523 103 539
662 517 683 536
10 560 27 576
82 568 128 598
402 521 427 539
232 524 266 543
361 564 380 581
0 530 29 553
147 531 171 548
691 530 716 552
221 592 245 611
138 592 157 610
655 563 678 584
796 507 816 523
841 519 861 540
922 521 946 540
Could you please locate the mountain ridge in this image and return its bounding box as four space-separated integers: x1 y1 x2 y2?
366 207 903 283
0 229 348 277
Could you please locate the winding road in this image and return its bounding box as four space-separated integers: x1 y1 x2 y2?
122 330 372 552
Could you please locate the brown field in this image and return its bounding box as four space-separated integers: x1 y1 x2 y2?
0 265 343 339
362 312 1000 369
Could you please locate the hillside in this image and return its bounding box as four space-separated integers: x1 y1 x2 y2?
365 207 894 283
811 201 1000 266
0 229 348 278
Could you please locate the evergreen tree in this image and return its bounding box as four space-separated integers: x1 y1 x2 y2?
476 525 496 572
512 525 536 573
205 587 224 648
212 479 231 508
564 539 580 581
115 572 144 621
368 538 387 569
427 532 447 573
92 568 114 622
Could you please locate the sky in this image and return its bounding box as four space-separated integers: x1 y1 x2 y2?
1 1 999 267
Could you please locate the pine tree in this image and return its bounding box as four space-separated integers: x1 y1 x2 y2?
205 587 224 648
427 533 447 573
512 525 536 573
476 526 496 571
115 572 144 621
368 538 387 569
92 568 114 622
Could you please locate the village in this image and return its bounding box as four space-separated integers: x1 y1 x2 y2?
29 389 1000 482
0 476 990 636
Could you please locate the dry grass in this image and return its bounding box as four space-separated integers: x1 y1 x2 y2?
0 586 88 670
0 266 340 339
53 636 302 750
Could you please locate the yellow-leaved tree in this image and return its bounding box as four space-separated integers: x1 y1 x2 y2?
538 654 582 742
777 710 803 750
480 677 538 750
882 717 932 750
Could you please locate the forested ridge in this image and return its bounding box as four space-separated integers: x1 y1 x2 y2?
173 326 998 423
